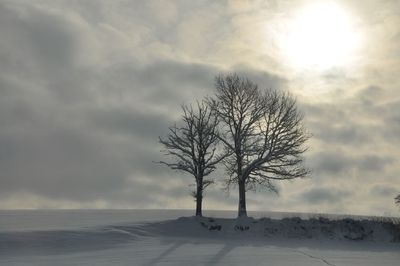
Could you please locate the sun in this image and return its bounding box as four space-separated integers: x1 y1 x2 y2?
281 2 362 70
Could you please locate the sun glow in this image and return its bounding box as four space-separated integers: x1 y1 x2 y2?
281 2 362 70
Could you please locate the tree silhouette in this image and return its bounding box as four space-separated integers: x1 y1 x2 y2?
209 73 310 217
159 101 224 216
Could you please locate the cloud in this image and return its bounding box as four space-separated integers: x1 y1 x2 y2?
369 185 398 198
299 187 351 204
0 0 288 210
0 0 399 216
309 152 393 177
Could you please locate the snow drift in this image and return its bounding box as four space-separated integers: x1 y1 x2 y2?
110 216 400 243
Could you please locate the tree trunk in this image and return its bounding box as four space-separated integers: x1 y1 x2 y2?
238 178 247 217
195 178 203 217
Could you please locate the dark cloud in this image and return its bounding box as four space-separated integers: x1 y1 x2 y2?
98 60 219 110
309 151 393 177
309 152 353 175
321 68 349 81
357 85 384 103
229 64 287 91
299 187 350 204
302 83 400 150
358 155 394 172
369 185 398 198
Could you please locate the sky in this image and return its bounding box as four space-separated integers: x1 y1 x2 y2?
0 0 399 216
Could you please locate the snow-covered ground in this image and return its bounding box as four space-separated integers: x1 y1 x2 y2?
0 210 399 265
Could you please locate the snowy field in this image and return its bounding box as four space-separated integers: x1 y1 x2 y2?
0 209 399 266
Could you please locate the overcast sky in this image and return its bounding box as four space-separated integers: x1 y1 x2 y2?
1 0 399 216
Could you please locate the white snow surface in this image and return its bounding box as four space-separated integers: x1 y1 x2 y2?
0 209 399 265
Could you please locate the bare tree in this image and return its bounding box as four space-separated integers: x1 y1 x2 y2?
159 101 223 217
396 194 400 206
209 73 310 217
